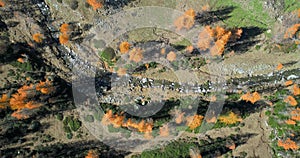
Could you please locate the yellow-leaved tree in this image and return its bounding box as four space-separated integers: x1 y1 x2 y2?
218 112 242 125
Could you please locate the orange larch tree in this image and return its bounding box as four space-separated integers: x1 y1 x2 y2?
167 51 176 61
101 110 154 135
36 79 54 94
284 24 300 39
186 114 204 130
85 150 99 158
218 112 242 125
278 138 299 150
186 45 194 53
197 26 213 51
206 116 217 123
277 63 283 70
17 58 25 63
198 26 242 56
174 8 196 30
285 80 294 86
59 34 69 45
32 33 43 43
6 79 54 119
0 0 5 7
291 108 300 121
241 91 261 104
59 23 70 45
87 0 103 10
174 110 185 124
11 110 29 120
189 147 202 158
0 94 8 109
60 23 69 34
285 119 296 125
284 96 298 106
159 124 169 137
293 84 300 96
119 41 131 54
160 48 166 55
129 47 144 63
117 68 127 76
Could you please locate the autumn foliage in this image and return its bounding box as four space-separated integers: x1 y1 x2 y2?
85 150 99 158
197 26 214 51
197 26 242 56
119 41 131 54
186 45 194 53
277 63 283 70
174 8 196 30
284 24 300 39
189 147 202 158
17 58 25 63
0 94 8 109
241 91 261 104
284 95 298 106
293 84 300 96
102 110 153 138
59 23 70 45
60 23 69 33
285 119 296 125
159 124 169 137
59 34 69 45
285 80 293 86
175 110 185 124
1 79 54 119
166 51 176 61
206 116 217 123
32 33 43 43
186 114 204 130
36 79 54 94
102 110 124 128
278 138 299 150
291 108 300 121
129 47 144 63
160 48 166 55
0 0 5 7
116 68 127 76
218 112 242 125
87 0 103 10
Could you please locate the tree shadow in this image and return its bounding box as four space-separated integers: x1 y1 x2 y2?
195 6 236 25
0 118 48 146
199 133 257 157
36 140 129 158
222 100 267 117
0 18 8 32
227 26 266 53
0 140 129 158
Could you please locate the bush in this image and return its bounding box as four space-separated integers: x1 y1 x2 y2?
69 118 81 132
66 132 73 139
70 1 79 10
56 113 63 121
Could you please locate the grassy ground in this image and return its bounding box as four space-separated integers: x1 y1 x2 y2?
214 0 274 30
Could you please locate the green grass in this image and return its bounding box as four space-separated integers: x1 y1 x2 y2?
62 116 82 139
214 0 274 30
133 141 197 158
267 93 300 157
99 47 116 66
10 61 33 72
226 93 242 102
214 0 300 32
284 0 300 12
